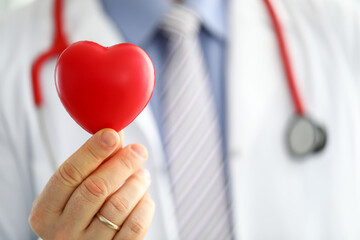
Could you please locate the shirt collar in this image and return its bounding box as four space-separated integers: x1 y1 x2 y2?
183 0 227 40
100 0 227 46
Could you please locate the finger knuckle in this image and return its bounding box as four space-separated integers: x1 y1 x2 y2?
119 152 137 172
109 195 130 215
85 143 102 163
28 207 56 238
81 176 110 202
127 217 147 235
29 195 59 236
132 172 147 186
57 161 83 187
28 208 44 234
144 195 156 210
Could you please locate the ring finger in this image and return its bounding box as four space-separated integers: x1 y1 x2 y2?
85 168 151 239
114 193 155 240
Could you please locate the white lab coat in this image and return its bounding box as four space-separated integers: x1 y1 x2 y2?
0 0 360 239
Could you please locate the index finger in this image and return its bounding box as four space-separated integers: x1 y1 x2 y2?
33 129 123 215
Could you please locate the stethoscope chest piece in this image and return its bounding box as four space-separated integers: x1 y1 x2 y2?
287 117 327 158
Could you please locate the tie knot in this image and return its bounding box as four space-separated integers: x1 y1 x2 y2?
160 4 201 38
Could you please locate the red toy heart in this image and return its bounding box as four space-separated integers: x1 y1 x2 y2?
55 41 155 134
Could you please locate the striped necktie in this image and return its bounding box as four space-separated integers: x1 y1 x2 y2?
160 5 233 240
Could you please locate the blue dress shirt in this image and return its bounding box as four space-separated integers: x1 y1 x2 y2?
100 0 228 153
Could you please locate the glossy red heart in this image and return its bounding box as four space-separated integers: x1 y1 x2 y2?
55 41 155 134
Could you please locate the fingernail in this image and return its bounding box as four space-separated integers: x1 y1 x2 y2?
131 144 148 159
139 168 151 183
100 130 117 147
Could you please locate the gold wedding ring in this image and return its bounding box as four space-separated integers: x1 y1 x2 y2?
96 213 120 231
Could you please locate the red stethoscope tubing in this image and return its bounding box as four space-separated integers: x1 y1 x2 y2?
263 0 305 116
31 0 305 116
31 0 68 107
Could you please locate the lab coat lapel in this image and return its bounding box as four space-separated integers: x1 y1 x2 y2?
226 0 290 238
226 0 288 160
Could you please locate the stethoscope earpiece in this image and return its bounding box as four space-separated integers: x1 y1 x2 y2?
287 116 327 158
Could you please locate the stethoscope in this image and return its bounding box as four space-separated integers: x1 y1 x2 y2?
31 0 326 168
263 0 327 157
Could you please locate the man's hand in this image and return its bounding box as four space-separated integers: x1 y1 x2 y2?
29 129 155 240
